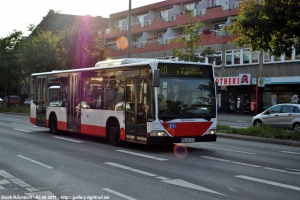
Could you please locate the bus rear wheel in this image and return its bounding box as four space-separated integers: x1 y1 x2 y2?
50 115 59 135
108 121 121 146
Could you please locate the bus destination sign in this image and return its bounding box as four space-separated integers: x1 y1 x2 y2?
158 63 212 77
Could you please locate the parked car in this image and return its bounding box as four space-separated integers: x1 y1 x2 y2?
3 96 21 106
252 103 300 131
0 98 3 104
24 98 31 107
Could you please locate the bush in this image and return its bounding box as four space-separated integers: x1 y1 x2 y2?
217 124 300 141
0 104 30 114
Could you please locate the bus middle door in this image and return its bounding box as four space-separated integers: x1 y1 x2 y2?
125 78 147 143
67 74 81 132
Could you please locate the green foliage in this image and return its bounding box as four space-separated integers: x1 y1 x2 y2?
226 0 300 57
18 30 66 74
0 104 30 114
170 9 219 63
217 124 300 141
57 17 107 69
0 30 25 107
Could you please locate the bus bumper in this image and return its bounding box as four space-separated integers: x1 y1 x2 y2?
146 134 217 145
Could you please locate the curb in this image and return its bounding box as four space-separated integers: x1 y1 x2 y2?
217 132 300 147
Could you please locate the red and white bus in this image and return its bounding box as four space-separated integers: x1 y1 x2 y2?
30 58 217 146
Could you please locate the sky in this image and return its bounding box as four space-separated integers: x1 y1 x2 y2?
0 0 163 38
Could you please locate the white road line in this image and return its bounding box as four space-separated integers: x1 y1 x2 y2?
116 150 168 161
105 162 225 195
263 167 287 173
52 136 83 143
12 123 38 127
17 155 53 169
0 185 5 190
9 178 30 187
0 180 10 184
13 128 32 132
235 175 300 192
287 168 300 172
105 162 157 176
200 145 256 155
0 170 14 179
162 179 226 196
201 156 262 168
103 188 137 200
280 151 300 155
25 187 39 192
8 118 21 120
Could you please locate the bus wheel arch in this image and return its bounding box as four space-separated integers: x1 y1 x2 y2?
49 112 59 135
106 117 121 146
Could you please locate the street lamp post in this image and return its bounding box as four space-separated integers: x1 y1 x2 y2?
127 0 131 58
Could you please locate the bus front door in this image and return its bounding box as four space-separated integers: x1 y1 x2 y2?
67 75 81 132
125 78 147 143
36 77 47 127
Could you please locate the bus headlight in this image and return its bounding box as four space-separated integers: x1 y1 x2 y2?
205 129 216 135
150 131 168 136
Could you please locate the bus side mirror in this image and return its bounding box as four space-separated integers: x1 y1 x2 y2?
153 69 160 87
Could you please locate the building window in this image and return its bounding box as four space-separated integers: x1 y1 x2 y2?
273 54 282 62
118 19 126 30
136 14 147 27
263 52 271 63
225 51 232 65
160 9 171 21
234 50 241 65
252 51 259 64
243 49 250 64
214 51 222 67
295 48 300 60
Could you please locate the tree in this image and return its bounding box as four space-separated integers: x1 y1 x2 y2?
170 9 220 63
18 30 66 75
0 30 25 107
58 16 107 69
226 0 300 57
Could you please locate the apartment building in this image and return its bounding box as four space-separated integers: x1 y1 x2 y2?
104 0 300 114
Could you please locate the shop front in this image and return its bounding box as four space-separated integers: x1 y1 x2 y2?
215 75 300 115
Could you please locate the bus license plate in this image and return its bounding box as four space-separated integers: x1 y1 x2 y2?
181 138 195 143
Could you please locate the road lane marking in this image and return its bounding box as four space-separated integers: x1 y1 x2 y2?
9 178 30 187
103 188 136 200
116 150 168 161
201 156 300 176
161 179 226 196
235 175 300 192
0 180 10 184
287 168 300 172
105 162 157 176
8 118 21 120
201 156 262 168
12 123 38 127
13 128 32 132
17 155 53 169
200 145 256 155
280 151 300 155
25 187 39 192
53 136 83 143
0 170 14 179
0 185 5 190
105 162 225 195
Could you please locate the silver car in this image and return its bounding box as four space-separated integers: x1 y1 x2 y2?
252 103 300 131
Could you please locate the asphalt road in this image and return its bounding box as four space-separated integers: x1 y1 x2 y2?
0 113 300 200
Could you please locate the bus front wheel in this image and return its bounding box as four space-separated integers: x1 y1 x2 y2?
50 115 59 135
108 121 121 146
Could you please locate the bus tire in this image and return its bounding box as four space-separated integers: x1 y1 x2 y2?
50 115 59 135
108 121 121 146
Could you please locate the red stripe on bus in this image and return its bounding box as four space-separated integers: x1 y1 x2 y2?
30 117 36 125
162 122 213 137
58 121 67 131
81 124 106 137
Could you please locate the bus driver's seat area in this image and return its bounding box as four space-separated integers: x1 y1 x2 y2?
107 100 115 110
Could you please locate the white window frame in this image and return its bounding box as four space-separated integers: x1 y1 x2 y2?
226 48 260 66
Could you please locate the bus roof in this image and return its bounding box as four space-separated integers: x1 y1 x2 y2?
31 58 211 77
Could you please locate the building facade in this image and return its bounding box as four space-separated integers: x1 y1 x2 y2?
103 0 300 114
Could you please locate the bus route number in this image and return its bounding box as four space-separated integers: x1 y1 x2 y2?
160 66 168 74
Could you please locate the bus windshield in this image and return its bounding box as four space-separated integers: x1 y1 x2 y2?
157 77 216 118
